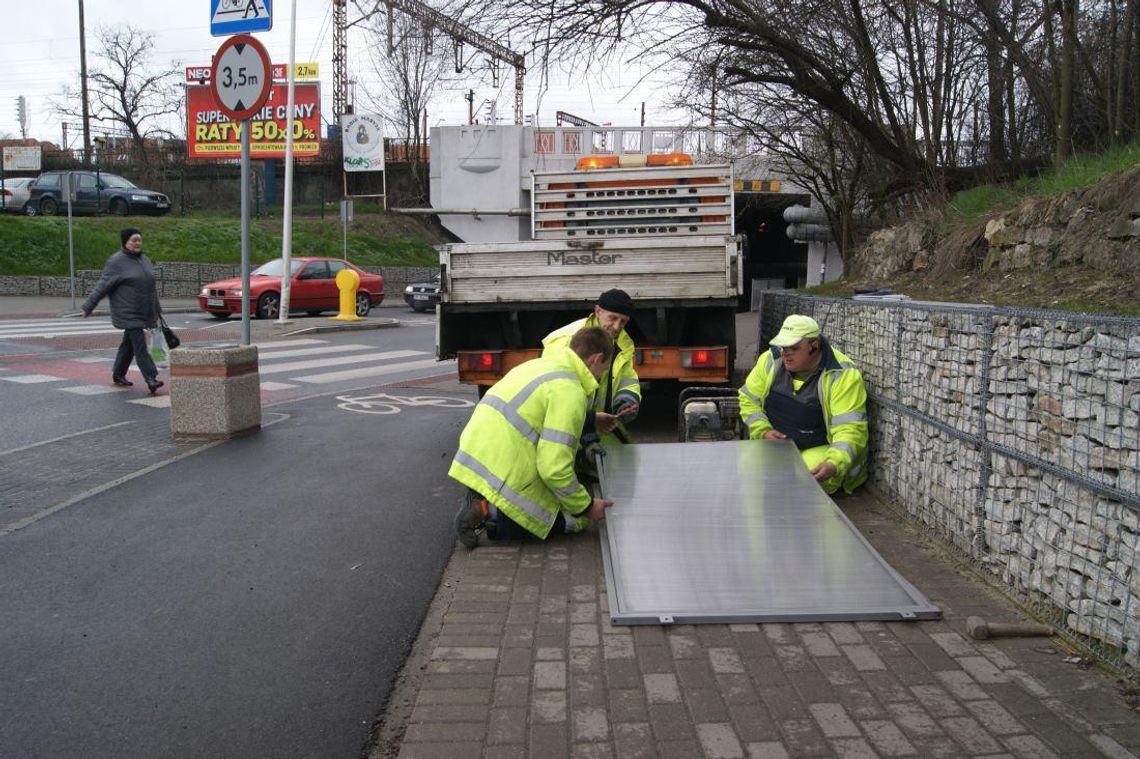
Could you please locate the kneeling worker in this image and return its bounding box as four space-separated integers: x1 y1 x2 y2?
451 327 617 548
542 288 641 446
738 314 869 494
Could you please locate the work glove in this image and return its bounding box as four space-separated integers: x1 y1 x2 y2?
581 432 605 461
612 397 639 423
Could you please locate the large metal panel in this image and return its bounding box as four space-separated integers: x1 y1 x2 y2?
599 440 941 625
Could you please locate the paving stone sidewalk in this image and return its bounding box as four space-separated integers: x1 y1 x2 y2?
371 493 1140 759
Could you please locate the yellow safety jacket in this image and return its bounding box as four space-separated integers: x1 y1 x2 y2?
542 315 640 444
738 340 869 493
448 346 598 539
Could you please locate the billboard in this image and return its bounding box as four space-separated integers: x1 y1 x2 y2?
2 146 42 172
186 82 320 160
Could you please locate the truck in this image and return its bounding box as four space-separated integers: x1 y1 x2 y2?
436 156 742 392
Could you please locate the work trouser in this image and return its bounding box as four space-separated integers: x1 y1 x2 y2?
467 488 590 541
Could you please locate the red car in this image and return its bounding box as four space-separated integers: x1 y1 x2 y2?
198 257 384 319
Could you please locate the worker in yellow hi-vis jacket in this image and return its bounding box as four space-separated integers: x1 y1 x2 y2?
450 327 616 548
542 289 641 448
738 314 869 494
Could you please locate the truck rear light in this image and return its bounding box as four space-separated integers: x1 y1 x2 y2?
458 351 501 373
681 348 726 369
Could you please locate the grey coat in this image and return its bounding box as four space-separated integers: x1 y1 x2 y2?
83 249 161 329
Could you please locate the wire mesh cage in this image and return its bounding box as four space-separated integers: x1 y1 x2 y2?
759 291 1140 671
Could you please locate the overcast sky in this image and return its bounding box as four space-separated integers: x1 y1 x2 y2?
0 1 676 148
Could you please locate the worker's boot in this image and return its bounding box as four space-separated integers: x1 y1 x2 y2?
454 490 489 549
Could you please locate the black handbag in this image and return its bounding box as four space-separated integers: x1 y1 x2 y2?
159 316 181 350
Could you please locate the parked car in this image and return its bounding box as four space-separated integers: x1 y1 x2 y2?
403 273 441 312
1 177 35 213
198 257 384 320
23 171 170 217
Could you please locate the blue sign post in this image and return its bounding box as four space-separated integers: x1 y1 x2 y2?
210 0 273 37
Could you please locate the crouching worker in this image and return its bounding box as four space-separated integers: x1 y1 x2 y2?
738 314 869 494
451 327 617 548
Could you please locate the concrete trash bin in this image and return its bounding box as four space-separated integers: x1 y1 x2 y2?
169 345 261 440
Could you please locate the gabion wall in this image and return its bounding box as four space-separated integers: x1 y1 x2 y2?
760 292 1140 669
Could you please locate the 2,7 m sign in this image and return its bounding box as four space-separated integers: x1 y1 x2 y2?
185 83 321 159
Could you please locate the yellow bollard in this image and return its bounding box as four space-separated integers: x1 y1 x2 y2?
331 268 365 321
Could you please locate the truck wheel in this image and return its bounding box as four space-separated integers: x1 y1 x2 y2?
256 292 280 319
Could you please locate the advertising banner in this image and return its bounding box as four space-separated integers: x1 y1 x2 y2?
341 113 385 172
186 82 321 160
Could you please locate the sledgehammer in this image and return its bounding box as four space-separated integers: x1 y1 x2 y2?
966 616 1054 641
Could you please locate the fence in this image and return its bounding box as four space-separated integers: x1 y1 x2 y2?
759 292 1140 671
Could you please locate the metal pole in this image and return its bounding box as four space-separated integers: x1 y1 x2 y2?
78 0 91 165
65 173 76 309
278 0 298 323
240 121 251 346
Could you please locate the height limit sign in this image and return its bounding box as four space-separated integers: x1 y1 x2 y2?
210 34 272 121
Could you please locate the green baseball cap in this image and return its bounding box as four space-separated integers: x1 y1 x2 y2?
770 314 821 347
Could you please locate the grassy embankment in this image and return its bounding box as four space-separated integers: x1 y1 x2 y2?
0 206 440 276
805 142 1140 315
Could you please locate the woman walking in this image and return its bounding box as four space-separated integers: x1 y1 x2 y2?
82 227 165 394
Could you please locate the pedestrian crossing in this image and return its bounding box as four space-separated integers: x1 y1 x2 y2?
0 337 455 407
0 317 121 340
0 315 439 342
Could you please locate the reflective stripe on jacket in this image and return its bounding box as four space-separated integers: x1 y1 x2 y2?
738 340 869 492
542 315 640 441
449 346 598 538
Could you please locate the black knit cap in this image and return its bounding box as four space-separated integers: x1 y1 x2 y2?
596 288 635 317
120 227 141 247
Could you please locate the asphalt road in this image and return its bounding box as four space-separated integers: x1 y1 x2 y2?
0 312 476 758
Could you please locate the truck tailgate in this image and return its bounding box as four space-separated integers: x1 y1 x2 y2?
441 235 740 304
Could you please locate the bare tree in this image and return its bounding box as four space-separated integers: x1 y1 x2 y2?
55 24 181 161
360 11 450 201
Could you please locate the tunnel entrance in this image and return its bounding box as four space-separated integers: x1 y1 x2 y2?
736 192 812 308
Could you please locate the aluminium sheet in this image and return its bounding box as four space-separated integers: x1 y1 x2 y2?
598 440 941 625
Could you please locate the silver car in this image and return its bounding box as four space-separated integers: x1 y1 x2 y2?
1 177 34 214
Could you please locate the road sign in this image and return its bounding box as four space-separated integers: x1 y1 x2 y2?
210 0 272 37
210 35 273 122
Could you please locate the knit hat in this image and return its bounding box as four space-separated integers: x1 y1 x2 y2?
769 314 821 347
120 227 141 247
596 289 635 317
